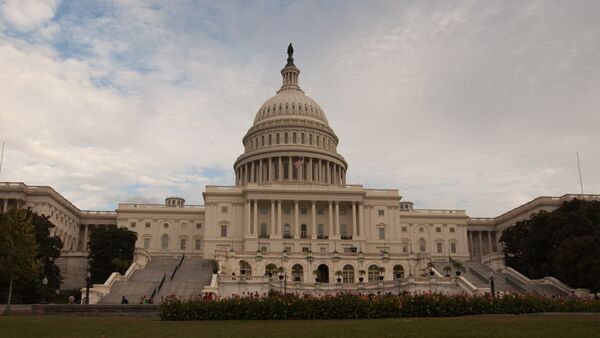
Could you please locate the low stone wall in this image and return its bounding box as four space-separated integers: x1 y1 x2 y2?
31 304 160 317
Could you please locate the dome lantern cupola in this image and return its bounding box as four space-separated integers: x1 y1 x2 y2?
234 44 348 186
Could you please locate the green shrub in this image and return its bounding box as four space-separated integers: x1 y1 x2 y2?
159 293 600 321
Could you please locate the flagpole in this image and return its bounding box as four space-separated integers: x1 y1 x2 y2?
577 152 584 195
0 141 4 180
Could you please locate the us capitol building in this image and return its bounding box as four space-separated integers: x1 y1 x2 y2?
1 46 598 301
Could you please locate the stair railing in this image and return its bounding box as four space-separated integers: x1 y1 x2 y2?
505 275 528 294
170 254 185 281
468 266 489 284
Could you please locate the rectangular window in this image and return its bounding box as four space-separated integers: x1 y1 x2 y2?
320 247 326 254
195 239 202 250
450 243 457 254
436 227 441 233
181 223 187 230
340 209 347 215
220 225 227 237
260 207 268 214
402 226 408 232
143 238 150 250
317 208 324 215
284 246 292 253
145 222 151 228
261 246 268 253
130 222 136 228
284 207 291 215
300 208 308 215
378 228 385 240
302 247 310 253
437 242 443 253
196 223 202 229
221 206 228 213
180 239 187 250
402 243 408 253
450 227 455 233
378 209 384 216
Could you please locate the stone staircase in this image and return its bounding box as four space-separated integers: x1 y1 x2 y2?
156 257 214 301
99 256 180 304
437 260 572 297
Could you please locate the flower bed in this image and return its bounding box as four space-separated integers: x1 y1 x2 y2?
159 293 600 321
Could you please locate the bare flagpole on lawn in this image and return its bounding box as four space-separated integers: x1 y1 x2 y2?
577 152 584 195
0 141 5 180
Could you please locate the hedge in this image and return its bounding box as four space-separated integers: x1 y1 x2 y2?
159 293 600 321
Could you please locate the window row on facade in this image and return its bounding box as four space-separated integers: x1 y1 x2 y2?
245 129 336 153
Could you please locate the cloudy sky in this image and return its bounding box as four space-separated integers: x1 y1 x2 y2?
0 0 598 216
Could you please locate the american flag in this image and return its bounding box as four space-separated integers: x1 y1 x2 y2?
294 157 304 169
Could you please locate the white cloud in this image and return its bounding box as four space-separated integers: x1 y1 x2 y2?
0 1 599 216
0 0 59 31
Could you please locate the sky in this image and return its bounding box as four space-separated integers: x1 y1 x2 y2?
0 0 598 216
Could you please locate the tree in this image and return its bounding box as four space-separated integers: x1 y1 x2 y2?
500 199 600 292
88 227 137 284
0 209 40 315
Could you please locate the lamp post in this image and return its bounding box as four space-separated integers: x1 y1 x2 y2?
85 271 91 304
41 276 48 304
489 272 495 298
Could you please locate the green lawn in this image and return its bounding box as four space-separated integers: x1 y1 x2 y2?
1 314 600 338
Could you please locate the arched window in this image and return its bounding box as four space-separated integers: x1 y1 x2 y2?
143 237 151 250
293 132 297 143
342 264 355 283
239 260 252 276
276 133 280 144
261 135 264 146
301 133 305 144
269 134 272 145
393 265 405 279
316 135 320 146
284 132 288 143
309 134 313 145
419 238 426 252
292 264 304 282
161 234 169 250
368 265 380 283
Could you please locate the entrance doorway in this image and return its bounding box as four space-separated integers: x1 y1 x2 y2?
317 264 329 283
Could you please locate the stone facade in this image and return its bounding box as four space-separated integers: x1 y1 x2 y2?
1 49 599 290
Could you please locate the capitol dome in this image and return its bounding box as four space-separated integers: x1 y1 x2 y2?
234 44 347 187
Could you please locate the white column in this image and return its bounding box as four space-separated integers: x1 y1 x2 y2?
351 202 356 238
258 159 263 183
335 201 340 237
278 157 283 181
487 231 493 254
358 203 364 238
468 231 473 257
288 156 293 181
253 200 258 235
308 158 313 181
328 201 333 238
245 201 251 235
478 231 483 258
83 225 89 251
277 200 282 235
311 201 316 239
251 161 255 183
269 158 273 181
294 200 299 239
270 200 275 235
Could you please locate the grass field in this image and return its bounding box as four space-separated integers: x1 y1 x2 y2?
1 314 600 338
